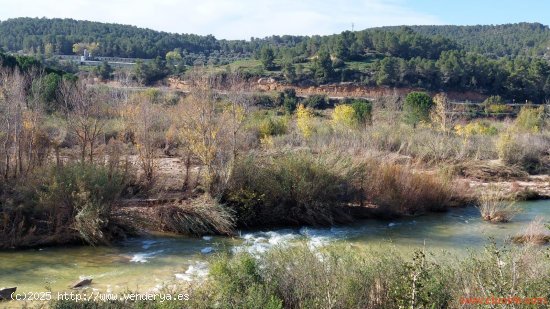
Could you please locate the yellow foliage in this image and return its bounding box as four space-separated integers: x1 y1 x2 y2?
430 93 449 131
455 121 498 137
331 105 358 129
296 104 315 138
514 106 544 133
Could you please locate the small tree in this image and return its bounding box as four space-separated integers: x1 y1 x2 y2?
312 49 333 83
123 93 164 182
282 61 296 83
351 100 373 126
296 104 315 139
282 88 298 113
403 92 434 128
94 61 113 81
260 46 276 71
332 104 358 130
430 93 453 132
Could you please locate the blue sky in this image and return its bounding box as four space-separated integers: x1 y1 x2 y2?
0 0 547 39
408 0 549 26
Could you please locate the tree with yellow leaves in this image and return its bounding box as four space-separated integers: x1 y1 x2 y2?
430 93 453 132
296 104 315 139
331 104 358 130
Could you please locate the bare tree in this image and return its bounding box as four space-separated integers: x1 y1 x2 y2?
430 93 457 133
0 67 26 179
223 73 251 176
59 80 105 163
123 93 165 182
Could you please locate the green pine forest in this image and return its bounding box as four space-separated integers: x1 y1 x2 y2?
1 17 550 102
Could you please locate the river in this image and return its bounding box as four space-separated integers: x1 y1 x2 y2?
1 201 548 296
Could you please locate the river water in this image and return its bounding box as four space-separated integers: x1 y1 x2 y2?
1 201 548 295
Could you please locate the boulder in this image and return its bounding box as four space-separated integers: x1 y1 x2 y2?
72 278 92 289
0 287 16 300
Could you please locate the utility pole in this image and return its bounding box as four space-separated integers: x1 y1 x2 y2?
352 22 355 32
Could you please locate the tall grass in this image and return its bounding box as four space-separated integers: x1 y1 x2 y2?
477 187 521 223
155 194 235 236
362 160 454 215
513 216 550 245
223 151 456 227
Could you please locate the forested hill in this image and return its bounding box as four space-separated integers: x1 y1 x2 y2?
2 18 550 102
0 17 251 58
381 23 550 58
2 18 549 60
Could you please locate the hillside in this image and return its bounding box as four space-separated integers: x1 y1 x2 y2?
2 18 549 60
1 18 550 103
386 23 550 58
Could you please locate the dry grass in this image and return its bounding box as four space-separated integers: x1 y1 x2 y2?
513 216 550 245
155 194 235 236
363 161 455 215
477 186 522 222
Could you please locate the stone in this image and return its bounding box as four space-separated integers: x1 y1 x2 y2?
72 278 92 289
0 287 16 300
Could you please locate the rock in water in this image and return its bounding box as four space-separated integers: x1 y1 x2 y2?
0 287 16 300
72 278 92 289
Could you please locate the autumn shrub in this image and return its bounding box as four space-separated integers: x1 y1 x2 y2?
454 121 498 137
331 104 358 130
362 160 454 215
296 104 315 139
258 115 288 139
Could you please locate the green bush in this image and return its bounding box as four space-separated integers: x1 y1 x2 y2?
258 116 288 138
351 99 373 125
301 94 328 109
208 253 283 309
250 93 277 107
403 92 434 127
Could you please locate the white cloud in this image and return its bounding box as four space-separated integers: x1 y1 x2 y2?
0 0 442 39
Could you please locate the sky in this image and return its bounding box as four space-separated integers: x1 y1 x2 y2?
0 0 548 40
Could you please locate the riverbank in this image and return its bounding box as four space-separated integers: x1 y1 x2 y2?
41 241 550 309
1 200 549 307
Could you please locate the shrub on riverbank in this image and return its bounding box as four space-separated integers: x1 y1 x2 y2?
362 160 454 215
477 186 521 222
513 216 550 245
223 152 359 227
0 163 128 248
50 242 550 309
223 152 456 226
154 195 235 236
